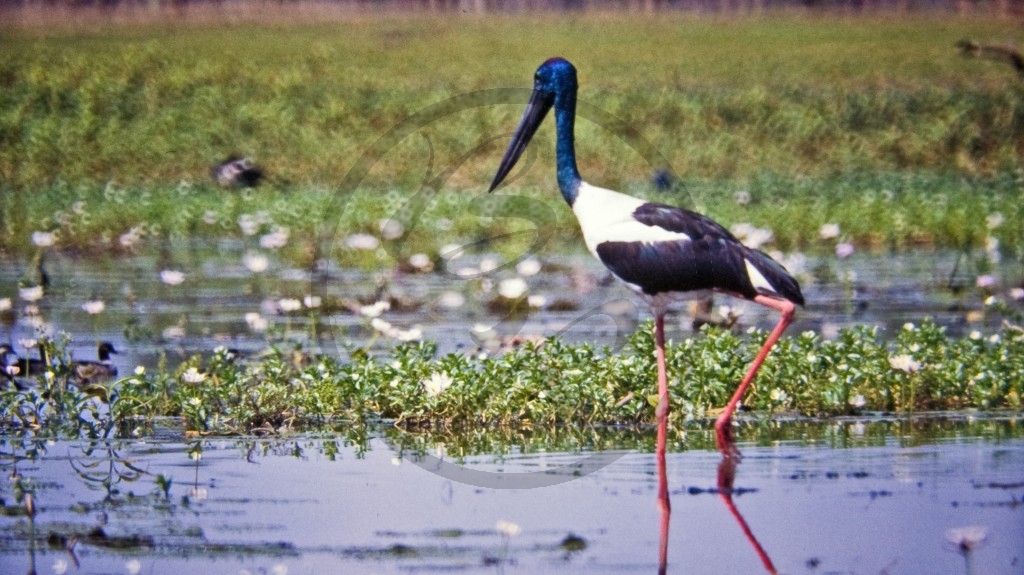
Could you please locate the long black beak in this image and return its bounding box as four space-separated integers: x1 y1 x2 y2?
488 88 554 193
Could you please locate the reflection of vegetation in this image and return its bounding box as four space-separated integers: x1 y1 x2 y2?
381 413 1024 457
68 441 148 502
1 321 1023 437
0 436 299 568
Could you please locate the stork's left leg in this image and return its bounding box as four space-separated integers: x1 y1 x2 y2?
715 295 796 456
653 312 671 573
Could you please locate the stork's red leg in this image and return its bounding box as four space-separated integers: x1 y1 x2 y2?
651 313 675 572
654 312 669 423
715 295 795 456
653 313 671 573
657 410 671 575
717 456 777 574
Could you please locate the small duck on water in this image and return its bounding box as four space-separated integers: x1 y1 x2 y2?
0 343 50 378
71 342 120 386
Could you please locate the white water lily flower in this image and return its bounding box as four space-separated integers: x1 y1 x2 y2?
498 278 528 299
423 371 453 397
119 227 144 249
19 285 44 302
31 231 57 247
835 243 855 259
259 227 290 249
278 298 302 313
162 325 186 340
303 295 322 309
160 270 185 286
437 291 465 309
243 251 270 273
496 520 521 538
945 525 988 555
439 243 462 259
516 257 542 276
360 301 391 318
245 312 268 333
732 223 773 249
346 233 379 250
818 223 840 240
0 297 11 312
181 367 206 384
408 253 432 271
479 257 499 274
81 300 105 315
849 394 867 408
395 327 423 342
888 354 921 373
237 213 260 236
379 219 404 240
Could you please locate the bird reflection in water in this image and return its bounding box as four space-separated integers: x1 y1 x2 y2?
656 416 776 574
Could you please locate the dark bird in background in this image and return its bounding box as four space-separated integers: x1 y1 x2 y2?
0 344 44 390
651 169 676 191
488 58 804 458
71 342 119 386
212 155 264 188
21 249 50 292
0 343 49 378
956 39 1024 77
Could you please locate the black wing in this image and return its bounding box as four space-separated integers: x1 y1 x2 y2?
596 203 804 305
631 202 741 244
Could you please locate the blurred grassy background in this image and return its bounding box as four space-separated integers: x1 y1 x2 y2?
1 15 1022 260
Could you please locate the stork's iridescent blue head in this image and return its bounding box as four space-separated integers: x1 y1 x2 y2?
489 58 581 200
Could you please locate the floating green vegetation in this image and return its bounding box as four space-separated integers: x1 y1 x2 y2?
2 320 1021 439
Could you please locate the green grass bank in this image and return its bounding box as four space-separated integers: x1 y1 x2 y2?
1 16 1023 261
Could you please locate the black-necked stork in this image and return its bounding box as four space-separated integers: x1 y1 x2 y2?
488 58 804 456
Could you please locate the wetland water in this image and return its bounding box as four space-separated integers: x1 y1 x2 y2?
0 417 1022 575
0 247 1019 373
2 249 1023 574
